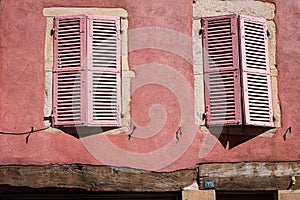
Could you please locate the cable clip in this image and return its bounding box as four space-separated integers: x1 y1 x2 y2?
26 127 34 144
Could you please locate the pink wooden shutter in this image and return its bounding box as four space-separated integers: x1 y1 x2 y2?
86 16 121 126
202 14 242 126
53 15 87 127
239 15 274 127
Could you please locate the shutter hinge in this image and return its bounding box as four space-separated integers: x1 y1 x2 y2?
202 112 207 120
43 116 52 121
44 115 53 126
267 29 271 37
50 28 55 36
199 28 203 35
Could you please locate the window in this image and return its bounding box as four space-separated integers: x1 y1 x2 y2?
53 15 121 127
202 14 273 127
44 8 133 133
217 191 276 200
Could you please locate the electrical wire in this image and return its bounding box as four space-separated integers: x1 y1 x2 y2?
0 127 50 144
0 127 50 135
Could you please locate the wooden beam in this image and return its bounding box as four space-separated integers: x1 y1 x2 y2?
1 161 300 192
198 161 300 191
0 165 196 192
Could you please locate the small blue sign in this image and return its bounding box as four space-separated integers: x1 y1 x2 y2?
204 180 215 189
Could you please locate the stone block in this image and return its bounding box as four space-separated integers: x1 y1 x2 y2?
278 190 300 200
182 190 216 200
193 0 275 20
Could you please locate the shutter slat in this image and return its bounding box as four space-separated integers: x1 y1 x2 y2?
239 15 273 127
202 14 242 126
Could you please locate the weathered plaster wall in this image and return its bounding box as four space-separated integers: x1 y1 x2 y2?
0 0 299 172
0 0 194 169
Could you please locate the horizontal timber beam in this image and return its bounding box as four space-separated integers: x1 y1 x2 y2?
198 161 300 191
1 161 300 192
0 164 196 192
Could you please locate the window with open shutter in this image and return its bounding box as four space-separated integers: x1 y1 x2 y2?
202 14 274 127
202 14 242 126
53 15 121 127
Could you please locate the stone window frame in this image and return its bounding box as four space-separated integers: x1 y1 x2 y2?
192 0 281 136
43 7 134 134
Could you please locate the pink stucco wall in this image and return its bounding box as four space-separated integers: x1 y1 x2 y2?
0 0 299 172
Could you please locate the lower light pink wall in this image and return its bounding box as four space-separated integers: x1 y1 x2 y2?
0 0 299 172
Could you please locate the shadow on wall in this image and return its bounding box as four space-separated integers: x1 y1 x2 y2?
59 125 274 149
59 127 119 139
208 126 272 149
